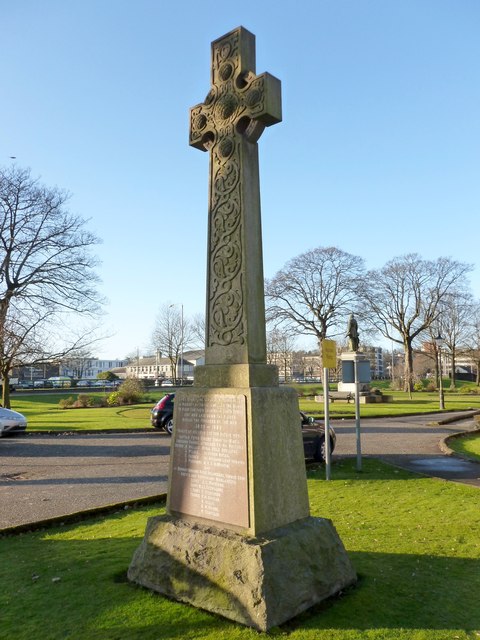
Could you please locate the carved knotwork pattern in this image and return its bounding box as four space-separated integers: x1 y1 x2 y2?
189 29 272 349
209 133 244 347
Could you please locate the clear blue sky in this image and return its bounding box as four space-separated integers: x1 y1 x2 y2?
2 1 479 358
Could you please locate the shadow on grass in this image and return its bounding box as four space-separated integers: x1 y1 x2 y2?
1 529 479 638
307 459 419 481
283 550 480 634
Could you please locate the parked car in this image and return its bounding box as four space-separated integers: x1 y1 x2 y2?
16 381 34 389
0 382 17 392
92 379 119 388
76 380 93 387
48 377 72 388
150 394 336 462
33 380 53 388
0 407 27 436
300 411 336 463
151 393 175 434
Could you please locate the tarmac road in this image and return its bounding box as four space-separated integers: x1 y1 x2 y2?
0 431 171 530
332 412 480 486
1 412 479 531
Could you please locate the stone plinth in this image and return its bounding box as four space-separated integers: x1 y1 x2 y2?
339 352 371 395
167 383 309 536
127 515 356 632
194 363 278 389
129 379 357 628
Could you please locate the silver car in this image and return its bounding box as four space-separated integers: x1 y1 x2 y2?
0 407 27 436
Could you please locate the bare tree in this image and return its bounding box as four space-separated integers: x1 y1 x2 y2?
190 312 206 350
363 254 472 393
0 165 103 406
462 301 480 386
151 304 192 383
265 247 366 357
59 348 93 380
266 328 296 382
430 291 475 389
412 349 436 382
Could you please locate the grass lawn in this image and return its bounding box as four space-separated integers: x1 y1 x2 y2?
10 393 155 432
8 388 480 433
299 391 480 418
448 431 480 463
1 459 479 640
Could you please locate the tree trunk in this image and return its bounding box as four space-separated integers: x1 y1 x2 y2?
404 340 414 396
170 354 179 385
449 352 456 389
2 371 11 408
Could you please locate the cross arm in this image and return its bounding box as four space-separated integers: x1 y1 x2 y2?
248 72 282 126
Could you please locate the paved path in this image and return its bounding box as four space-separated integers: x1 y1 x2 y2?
332 412 480 486
1 413 479 531
0 432 171 530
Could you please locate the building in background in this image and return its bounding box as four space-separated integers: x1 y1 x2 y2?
59 358 126 379
125 351 200 382
361 346 384 379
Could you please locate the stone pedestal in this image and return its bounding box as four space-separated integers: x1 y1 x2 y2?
128 515 356 632
166 376 309 536
338 352 371 395
129 366 356 629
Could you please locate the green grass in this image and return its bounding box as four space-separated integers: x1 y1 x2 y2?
299 391 480 418
448 432 480 462
10 393 156 432
9 388 480 433
293 381 480 418
1 458 479 639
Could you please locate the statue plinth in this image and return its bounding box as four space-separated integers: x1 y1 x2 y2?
128 515 356 631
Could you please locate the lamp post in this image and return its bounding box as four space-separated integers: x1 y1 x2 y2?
434 334 445 410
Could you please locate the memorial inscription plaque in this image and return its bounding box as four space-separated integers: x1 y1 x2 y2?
169 393 249 528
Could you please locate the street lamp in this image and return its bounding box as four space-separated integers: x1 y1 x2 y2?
434 334 445 410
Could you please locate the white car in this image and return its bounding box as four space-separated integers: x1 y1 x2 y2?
0 407 27 436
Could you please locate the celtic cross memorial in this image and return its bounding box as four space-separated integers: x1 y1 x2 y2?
189 26 281 368
129 27 356 631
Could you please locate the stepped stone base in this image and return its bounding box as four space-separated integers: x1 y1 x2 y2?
128 514 357 631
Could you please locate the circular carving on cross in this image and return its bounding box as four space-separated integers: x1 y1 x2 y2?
194 114 207 131
215 94 239 121
219 137 234 158
219 62 234 81
246 88 262 108
220 42 232 60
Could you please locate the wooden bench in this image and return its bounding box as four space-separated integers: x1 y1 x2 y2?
314 391 353 403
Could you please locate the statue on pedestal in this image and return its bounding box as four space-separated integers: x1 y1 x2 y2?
347 313 359 352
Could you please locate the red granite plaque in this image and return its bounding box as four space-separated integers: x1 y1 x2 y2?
169 394 249 528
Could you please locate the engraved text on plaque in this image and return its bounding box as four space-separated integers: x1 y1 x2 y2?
169 394 249 528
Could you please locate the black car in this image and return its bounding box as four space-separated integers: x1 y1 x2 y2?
151 394 336 462
150 393 175 434
300 411 336 463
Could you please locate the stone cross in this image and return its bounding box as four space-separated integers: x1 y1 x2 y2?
129 29 356 630
189 26 281 367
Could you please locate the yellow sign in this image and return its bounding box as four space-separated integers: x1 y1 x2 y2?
322 340 337 369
